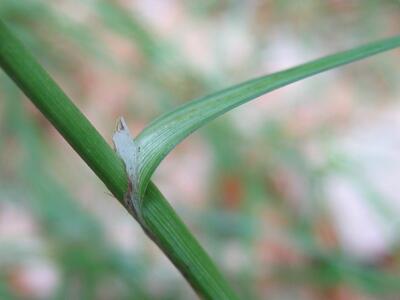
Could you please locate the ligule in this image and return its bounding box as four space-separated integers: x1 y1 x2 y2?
112 117 143 222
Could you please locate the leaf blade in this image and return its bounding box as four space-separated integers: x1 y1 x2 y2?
136 35 400 196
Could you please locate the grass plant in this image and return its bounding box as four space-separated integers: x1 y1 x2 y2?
0 18 399 299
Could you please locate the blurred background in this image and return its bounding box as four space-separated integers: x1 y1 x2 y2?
0 0 399 299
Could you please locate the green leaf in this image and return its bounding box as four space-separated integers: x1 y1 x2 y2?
128 36 400 211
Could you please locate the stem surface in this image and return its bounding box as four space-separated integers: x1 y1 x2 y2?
0 20 239 300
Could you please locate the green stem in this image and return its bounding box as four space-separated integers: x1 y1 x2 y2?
0 20 239 300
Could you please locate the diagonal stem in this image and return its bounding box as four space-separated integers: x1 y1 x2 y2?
0 20 239 300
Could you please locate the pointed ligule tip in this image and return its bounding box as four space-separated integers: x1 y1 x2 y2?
113 117 128 151
112 116 136 156
116 117 127 132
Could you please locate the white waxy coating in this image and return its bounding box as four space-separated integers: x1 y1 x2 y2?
112 117 138 182
112 117 142 219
